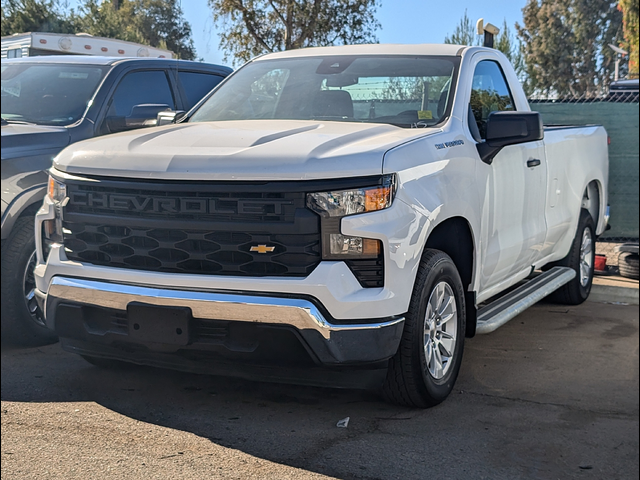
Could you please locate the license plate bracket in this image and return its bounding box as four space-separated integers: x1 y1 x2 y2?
127 303 191 346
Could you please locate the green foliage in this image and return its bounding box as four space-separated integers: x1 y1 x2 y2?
1 0 80 36
1 0 196 60
517 0 624 96
619 0 639 77
494 20 526 81
379 76 450 105
444 11 525 80
78 0 142 43
444 9 480 47
209 0 381 65
79 0 196 60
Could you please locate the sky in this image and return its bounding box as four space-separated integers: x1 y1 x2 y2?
68 0 528 66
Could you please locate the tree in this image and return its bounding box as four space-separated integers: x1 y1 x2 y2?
78 0 196 59
2 0 196 60
516 0 624 96
444 9 480 47
494 20 526 81
208 0 381 64
619 0 639 78
78 0 143 44
1 0 80 36
444 11 525 79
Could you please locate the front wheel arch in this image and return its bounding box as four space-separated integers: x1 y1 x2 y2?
422 216 476 337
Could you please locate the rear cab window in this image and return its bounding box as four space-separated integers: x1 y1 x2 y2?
189 55 460 128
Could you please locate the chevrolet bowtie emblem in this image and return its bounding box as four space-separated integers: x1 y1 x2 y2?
250 245 276 254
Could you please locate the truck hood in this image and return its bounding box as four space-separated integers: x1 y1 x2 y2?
1 124 70 160
53 120 439 181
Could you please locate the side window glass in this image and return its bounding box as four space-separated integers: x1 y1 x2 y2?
110 70 175 117
178 71 224 110
470 61 515 138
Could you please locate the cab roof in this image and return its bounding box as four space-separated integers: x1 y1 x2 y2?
1 55 232 72
256 43 468 61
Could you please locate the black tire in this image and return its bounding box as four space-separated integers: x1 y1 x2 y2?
382 250 466 408
549 209 595 305
81 355 132 369
1 216 57 346
618 252 639 280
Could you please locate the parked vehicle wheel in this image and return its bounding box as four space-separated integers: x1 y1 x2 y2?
382 250 466 408
618 252 639 280
1 217 57 346
550 209 595 305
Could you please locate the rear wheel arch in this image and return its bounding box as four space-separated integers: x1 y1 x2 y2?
582 180 601 230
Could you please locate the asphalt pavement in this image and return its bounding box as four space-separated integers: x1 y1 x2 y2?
2 300 638 480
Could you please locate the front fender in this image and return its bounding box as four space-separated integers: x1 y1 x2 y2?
1 183 47 240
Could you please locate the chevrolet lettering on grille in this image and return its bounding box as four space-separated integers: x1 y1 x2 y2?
69 192 293 216
250 245 276 254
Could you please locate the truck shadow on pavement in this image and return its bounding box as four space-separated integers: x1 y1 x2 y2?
2 301 639 480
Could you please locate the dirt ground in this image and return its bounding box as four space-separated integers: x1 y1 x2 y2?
2 300 638 480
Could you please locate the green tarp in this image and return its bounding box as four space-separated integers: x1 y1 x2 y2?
533 102 639 238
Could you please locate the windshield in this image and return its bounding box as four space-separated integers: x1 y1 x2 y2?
190 55 459 128
1 63 108 126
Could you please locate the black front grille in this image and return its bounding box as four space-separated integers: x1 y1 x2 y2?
62 179 321 277
65 182 302 223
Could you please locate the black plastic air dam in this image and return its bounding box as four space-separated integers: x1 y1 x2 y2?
60 337 389 390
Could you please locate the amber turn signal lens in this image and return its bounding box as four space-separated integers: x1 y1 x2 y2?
47 176 56 199
362 238 382 255
365 186 393 213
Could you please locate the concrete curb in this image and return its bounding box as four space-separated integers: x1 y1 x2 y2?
589 281 639 305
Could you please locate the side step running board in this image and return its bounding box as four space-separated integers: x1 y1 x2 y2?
476 266 576 335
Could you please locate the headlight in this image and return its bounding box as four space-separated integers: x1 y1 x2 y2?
307 175 395 262
47 176 67 203
306 174 396 218
43 175 67 246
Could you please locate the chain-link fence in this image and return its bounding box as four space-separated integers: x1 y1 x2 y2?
530 91 639 274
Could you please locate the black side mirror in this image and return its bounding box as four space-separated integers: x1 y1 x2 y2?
156 109 187 126
477 111 543 164
106 104 172 133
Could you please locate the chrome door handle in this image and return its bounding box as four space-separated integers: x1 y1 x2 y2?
527 159 541 168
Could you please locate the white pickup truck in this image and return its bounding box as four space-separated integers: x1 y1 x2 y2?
34 44 608 407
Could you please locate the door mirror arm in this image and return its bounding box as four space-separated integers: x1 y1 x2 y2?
106 104 172 133
156 110 187 126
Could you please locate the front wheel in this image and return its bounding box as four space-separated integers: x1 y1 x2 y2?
382 250 466 408
1 216 57 346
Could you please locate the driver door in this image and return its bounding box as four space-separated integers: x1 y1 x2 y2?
472 60 548 292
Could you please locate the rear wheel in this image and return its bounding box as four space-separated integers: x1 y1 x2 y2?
550 209 595 305
1 216 57 346
382 250 466 408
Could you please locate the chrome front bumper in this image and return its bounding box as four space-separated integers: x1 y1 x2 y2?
38 277 404 365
